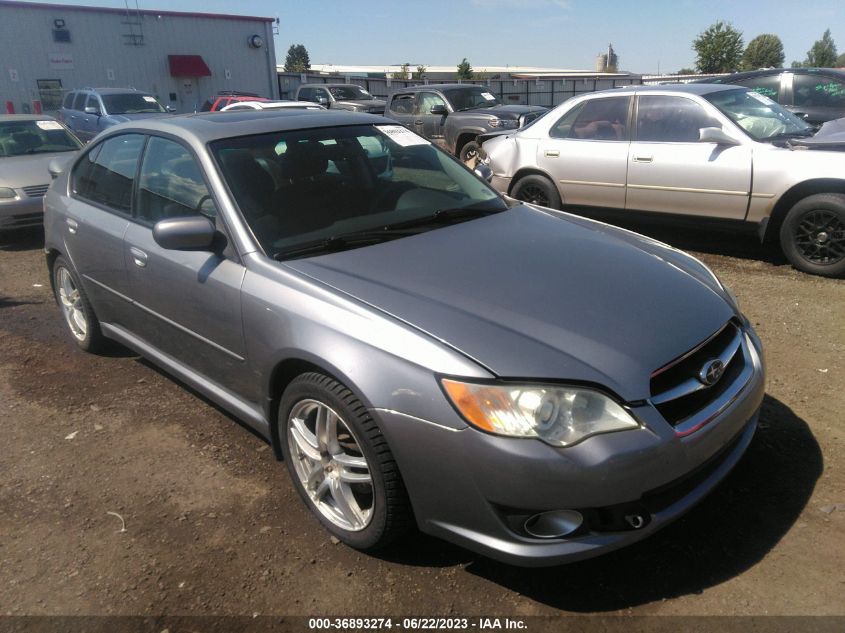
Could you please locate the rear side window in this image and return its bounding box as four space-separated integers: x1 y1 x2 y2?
62 92 75 109
72 92 87 110
389 93 415 114
566 96 630 140
72 134 145 213
793 74 845 109
734 74 781 101
136 137 213 223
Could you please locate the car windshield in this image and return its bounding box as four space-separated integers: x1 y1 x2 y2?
210 124 507 258
445 87 500 111
328 86 373 101
0 120 81 156
705 88 813 141
101 93 167 114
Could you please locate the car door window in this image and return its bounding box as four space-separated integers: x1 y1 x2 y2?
416 92 446 115
299 88 314 102
85 94 100 113
793 75 845 109
636 95 720 142
62 92 75 109
317 89 330 103
72 134 145 213
389 93 415 115
549 102 585 138
136 136 213 224
734 74 781 101
566 97 630 140
72 92 87 111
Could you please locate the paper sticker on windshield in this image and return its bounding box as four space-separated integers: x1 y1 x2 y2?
142 96 157 103
375 125 430 147
481 92 496 101
748 91 776 106
35 120 62 130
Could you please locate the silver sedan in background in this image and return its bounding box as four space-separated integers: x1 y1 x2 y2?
482 84 845 278
0 115 81 231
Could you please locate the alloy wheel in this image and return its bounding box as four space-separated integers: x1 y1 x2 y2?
56 267 88 341
517 184 550 206
793 210 845 265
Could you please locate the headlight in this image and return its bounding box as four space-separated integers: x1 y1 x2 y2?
441 379 639 446
488 118 519 128
0 187 17 199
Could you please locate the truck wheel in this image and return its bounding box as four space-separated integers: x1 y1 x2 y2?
459 141 482 165
511 175 562 210
779 193 845 278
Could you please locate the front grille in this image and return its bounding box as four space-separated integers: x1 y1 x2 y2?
23 184 49 198
650 321 747 427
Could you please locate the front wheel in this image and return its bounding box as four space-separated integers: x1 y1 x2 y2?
278 373 412 549
459 140 482 165
511 174 562 210
779 193 845 278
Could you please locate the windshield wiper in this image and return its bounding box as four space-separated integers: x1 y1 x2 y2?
766 129 816 141
387 205 504 230
273 228 420 261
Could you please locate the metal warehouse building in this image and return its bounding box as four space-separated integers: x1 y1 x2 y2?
0 0 278 114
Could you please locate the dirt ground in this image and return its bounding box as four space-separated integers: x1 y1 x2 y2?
1 224 843 620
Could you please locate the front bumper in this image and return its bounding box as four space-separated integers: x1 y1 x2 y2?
0 194 44 230
374 327 765 567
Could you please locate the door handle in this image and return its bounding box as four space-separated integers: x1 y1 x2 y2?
633 155 653 163
66 218 78 234
129 247 148 268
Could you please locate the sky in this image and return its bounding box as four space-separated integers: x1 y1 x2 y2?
13 0 845 73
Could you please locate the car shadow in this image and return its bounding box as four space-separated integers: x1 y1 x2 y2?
459 394 820 611
0 296 42 309
0 227 44 251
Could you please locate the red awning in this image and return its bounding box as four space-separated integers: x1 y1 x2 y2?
168 55 211 77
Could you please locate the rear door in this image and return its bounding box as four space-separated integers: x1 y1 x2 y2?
626 94 752 219
536 95 631 208
122 135 252 398
65 133 144 325
386 92 416 129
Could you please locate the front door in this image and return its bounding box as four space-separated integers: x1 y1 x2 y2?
626 95 752 219
122 135 252 398
536 95 631 209
414 91 448 149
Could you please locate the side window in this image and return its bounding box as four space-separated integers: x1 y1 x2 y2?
567 96 631 140
416 92 447 114
85 94 100 112
389 93 415 114
62 92 75 109
636 96 720 142
316 89 330 103
549 102 586 138
72 92 87 111
137 136 213 223
793 75 845 109
72 134 145 212
298 88 313 102
735 74 781 101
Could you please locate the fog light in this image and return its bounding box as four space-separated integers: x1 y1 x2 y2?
523 510 583 539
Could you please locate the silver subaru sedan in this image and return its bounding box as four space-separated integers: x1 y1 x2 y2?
43 110 765 566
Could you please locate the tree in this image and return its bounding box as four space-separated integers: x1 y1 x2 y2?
390 63 410 80
742 34 785 70
693 21 744 73
804 29 838 67
456 58 473 80
837 52 845 67
413 65 427 80
284 44 310 72
677 67 697 75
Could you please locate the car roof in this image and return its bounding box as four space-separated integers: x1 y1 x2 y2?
393 84 489 92
700 67 845 83
591 83 747 96
99 109 387 143
0 114 59 122
299 83 364 88
70 87 151 95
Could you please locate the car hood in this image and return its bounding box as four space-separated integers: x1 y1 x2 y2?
0 152 76 187
789 117 845 151
285 205 734 401
464 104 546 118
106 112 171 123
336 99 386 110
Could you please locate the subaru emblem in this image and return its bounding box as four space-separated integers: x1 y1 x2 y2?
698 359 725 386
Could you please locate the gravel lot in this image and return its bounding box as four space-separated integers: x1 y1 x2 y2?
1 223 843 619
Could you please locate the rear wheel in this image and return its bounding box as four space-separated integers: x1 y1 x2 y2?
511 174 562 210
779 193 845 278
278 372 412 549
52 256 105 352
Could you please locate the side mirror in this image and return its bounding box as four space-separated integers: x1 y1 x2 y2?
153 216 216 251
430 104 448 116
166 105 176 113
48 155 73 179
84 106 100 116
699 127 739 146
316 95 328 105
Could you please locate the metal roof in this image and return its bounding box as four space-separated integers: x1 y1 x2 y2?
0 0 275 23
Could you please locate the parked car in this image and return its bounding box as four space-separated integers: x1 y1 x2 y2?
295 83 386 114
698 68 845 125
386 84 546 162
221 100 326 111
58 88 172 143
0 115 81 231
482 84 845 278
44 109 764 567
785 115 845 151
199 91 269 112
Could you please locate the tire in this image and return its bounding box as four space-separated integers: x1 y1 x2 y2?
779 193 845 278
458 140 482 164
51 256 105 352
278 372 412 550
511 174 562 210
